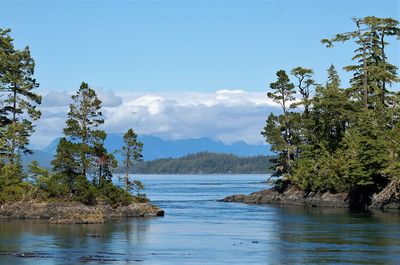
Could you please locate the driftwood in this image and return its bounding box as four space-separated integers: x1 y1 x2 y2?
370 178 400 209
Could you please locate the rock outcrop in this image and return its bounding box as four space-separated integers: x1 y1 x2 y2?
0 201 164 224
221 186 350 208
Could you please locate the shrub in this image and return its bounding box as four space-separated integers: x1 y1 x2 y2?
0 182 32 202
98 182 133 208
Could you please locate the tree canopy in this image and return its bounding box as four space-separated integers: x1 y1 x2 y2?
0 29 146 205
262 16 399 206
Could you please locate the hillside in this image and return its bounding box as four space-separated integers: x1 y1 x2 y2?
119 152 274 174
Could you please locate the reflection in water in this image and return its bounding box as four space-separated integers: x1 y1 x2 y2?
275 207 400 264
0 174 399 264
0 218 151 264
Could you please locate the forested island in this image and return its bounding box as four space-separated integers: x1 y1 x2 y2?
0 29 163 223
117 152 273 174
225 16 400 210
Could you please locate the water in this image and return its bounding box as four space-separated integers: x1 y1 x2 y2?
1 174 400 264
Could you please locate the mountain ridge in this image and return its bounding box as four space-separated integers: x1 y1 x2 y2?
24 134 271 168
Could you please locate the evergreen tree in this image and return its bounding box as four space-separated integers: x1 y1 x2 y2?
384 92 400 178
51 138 81 192
51 83 124 203
119 129 143 191
262 70 296 177
290 67 315 114
93 144 117 187
264 17 399 199
60 82 104 179
322 16 399 109
311 65 354 152
0 28 41 168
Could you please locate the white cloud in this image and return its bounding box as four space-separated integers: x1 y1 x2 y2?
41 91 71 107
41 89 122 108
96 89 123 107
30 89 281 149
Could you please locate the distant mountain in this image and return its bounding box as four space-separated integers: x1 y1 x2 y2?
24 134 271 168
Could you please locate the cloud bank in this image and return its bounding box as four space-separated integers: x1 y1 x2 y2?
31 89 281 149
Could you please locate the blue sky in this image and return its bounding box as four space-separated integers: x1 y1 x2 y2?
0 0 399 148
1 0 399 92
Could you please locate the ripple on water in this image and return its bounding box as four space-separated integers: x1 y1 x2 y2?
1 174 400 265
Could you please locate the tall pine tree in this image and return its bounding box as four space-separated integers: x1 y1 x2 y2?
119 129 143 192
0 29 41 168
262 70 296 177
52 82 105 180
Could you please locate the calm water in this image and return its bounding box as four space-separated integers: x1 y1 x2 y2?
0 174 400 264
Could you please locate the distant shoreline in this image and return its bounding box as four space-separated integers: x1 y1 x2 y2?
115 152 274 175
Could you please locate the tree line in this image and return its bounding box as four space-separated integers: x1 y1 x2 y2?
0 29 144 206
262 17 400 204
116 152 274 174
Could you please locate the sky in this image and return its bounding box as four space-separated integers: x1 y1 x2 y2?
0 0 399 149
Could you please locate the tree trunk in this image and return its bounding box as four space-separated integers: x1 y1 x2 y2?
125 148 130 192
380 30 386 104
9 86 17 165
362 39 368 110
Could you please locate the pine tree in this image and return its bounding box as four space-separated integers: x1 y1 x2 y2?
61 82 105 179
259 16 400 202
322 17 399 109
262 70 296 177
0 28 41 168
93 143 117 187
290 67 315 114
51 137 81 192
119 129 143 191
311 65 354 152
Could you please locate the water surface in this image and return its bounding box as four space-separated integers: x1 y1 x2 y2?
0 174 399 264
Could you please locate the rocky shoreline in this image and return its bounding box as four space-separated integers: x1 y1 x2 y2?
0 201 164 224
221 184 400 211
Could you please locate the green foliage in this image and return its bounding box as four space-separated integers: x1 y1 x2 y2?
268 70 295 114
291 67 315 113
28 160 49 185
261 114 290 177
0 28 41 194
322 16 400 109
52 138 81 177
263 16 400 198
60 82 105 178
118 152 274 174
98 181 133 208
262 70 300 177
0 161 24 187
341 112 389 186
0 28 41 166
130 180 147 202
39 173 70 198
119 128 143 191
47 83 131 206
94 145 118 188
0 29 146 207
0 182 32 202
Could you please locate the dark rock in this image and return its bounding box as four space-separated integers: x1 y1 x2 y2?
87 234 102 237
222 185 350 208
0 201 164 224
79 255 119 262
